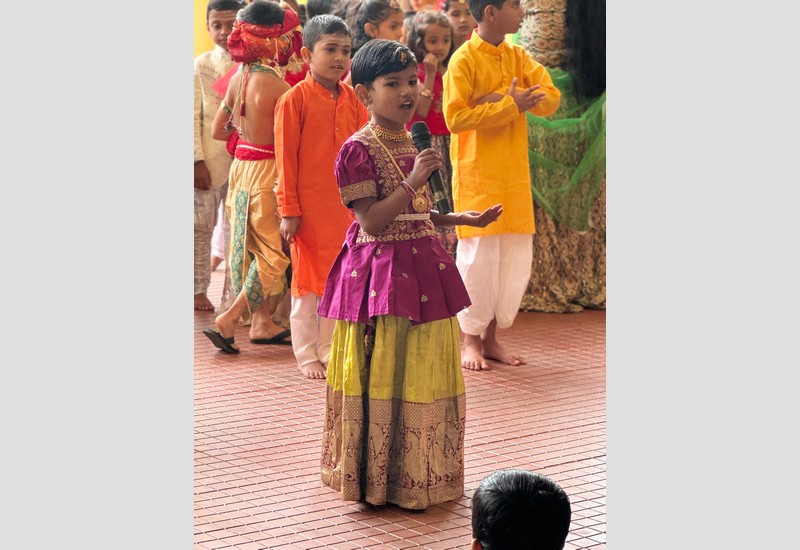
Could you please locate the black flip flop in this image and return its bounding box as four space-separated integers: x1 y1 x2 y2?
250 329 292 345
203 328 240 354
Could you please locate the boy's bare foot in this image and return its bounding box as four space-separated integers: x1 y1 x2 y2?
298 360 326 379
210 255 224 272
195 293 215 311
461 334 490 370
482 341 525 366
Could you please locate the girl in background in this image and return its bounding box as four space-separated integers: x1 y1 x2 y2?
405 10 457 258
439 0 475 53
342 0 405 84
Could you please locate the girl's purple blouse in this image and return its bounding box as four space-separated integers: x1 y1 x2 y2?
317 131 470 325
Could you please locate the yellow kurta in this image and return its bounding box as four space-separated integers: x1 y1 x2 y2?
443 32 561 239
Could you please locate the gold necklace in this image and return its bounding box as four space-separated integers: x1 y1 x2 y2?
370 123 408 142
369 127 429 213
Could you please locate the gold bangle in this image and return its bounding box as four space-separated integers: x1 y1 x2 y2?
419 88 433 99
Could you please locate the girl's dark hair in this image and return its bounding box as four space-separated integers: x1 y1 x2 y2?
565 0 605 100
405 9 453 68
439 0 459 12
345 0 403 55
350 38 416 87
330 0 352 20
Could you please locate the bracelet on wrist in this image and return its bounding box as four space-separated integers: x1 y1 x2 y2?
419 88 433 99
400 180 416 199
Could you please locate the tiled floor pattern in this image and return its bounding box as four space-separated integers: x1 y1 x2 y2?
195 265 606 549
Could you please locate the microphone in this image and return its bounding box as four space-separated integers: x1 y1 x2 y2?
409 121 452 215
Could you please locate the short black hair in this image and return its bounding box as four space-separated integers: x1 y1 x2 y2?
237 0 286 26
207 0 245 20
303 14 351 50
307 0 336 19
472 469 571 550
349 38 416 87
467 0 503 23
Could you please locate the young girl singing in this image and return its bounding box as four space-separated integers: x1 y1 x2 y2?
405 9 457 258
317 39 502 510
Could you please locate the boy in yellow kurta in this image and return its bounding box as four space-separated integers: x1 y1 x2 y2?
275 14 369 379
442 0 560 371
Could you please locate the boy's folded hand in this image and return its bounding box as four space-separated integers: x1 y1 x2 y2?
508 78 546 112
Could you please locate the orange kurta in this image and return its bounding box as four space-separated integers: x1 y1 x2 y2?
275 72 369 297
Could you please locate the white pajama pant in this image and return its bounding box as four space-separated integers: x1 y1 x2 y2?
455 233 533 336
290 293 335 367
211 198 229 260
194 184 228 295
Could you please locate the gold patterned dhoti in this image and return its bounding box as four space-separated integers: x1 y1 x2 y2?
226 156 289 318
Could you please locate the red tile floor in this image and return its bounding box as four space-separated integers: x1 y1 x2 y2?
195 264 606 549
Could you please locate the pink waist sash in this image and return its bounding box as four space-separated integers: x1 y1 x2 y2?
234 139 275 160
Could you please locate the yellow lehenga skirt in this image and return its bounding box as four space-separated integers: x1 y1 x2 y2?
320 315 466 510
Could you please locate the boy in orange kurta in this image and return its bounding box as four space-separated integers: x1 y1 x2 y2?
275 14 369 379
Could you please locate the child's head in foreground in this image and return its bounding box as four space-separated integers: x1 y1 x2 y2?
471 469 571 550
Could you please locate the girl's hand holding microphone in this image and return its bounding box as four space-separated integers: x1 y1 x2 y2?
407 147 443 192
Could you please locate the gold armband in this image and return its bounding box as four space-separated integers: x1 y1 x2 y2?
419 88 433 99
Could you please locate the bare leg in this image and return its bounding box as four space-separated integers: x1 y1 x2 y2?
210 255 224 272
481 319 525 366
249 298 292 342
461 332 490 371
298 359 326 380
212 291 250 352
194 293 215 311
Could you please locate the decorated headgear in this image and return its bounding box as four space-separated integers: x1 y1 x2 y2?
227 7 303 75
